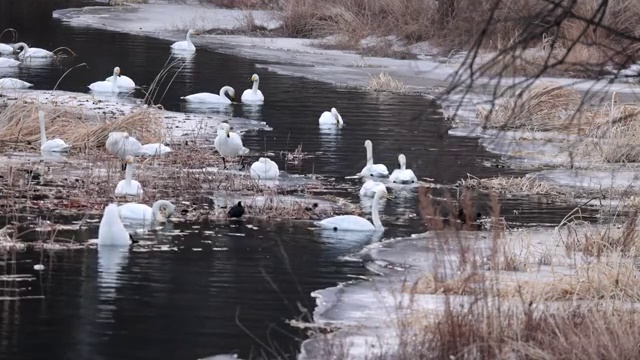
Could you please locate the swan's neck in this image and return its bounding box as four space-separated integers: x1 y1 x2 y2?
111 72 118 90
124 162 133 185
151 200 171 221
400 160 406 170
366 146 373 165
220 86 231 98
186 32 193 46
371 192 383 229
252 79 259 94
39 114 47 145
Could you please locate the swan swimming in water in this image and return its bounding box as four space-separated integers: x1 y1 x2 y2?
241 74 264 103
114 155 143 197
359 179 386 197
0 58 20 67
98 204 132 246
318 107 344 126
119 200 176 225
0 43 13 55
214 122 250 169
89 67 122 93
360 140 389 177
389 154 418 184
250 157 279 180
316 186 387 231
105 70 135 89
13 42 54 59
182 86 235 104
0 78 32 89
171 29 198 52
39 111 71 153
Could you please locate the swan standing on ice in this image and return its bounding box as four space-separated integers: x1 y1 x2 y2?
214 122 250 169
0 78 32 89
39 111 71 153
250 157 279 180
316 187 388 231
98 204 132 246
241 74 264 103
106 131 143 171
114 155 143 197
318 107 344 126
139 143 172 156
13 42 55 59
389 154 418 184
0 58 20 67
359 179 386 197
119 200 175 224
171 29 198 52
360 140 389 177
89 67 122 93
181 86 235 104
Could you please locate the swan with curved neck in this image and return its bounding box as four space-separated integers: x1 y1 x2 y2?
13 42 54 59
214 122 250 169
389 154 417 184
105 68 136 89
241 74 265 103
98 204 132 246
89 67 122 93
171 29 198 52
39 110 71 153
316 187 387 231
360 140 388 177
118 200 176 225
114 155 144 197
181 86 236 104
318 107 344 126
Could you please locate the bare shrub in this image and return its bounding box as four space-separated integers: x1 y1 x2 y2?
365 73 407 92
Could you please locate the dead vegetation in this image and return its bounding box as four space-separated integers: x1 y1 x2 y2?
365 72 408 93
0 100 163 152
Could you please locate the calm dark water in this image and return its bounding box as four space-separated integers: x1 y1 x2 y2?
0 1 603 360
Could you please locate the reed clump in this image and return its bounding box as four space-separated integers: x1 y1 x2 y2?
0 101 164 151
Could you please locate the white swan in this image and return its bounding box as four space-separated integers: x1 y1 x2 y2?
0 43 13 55
214 122 250 169
318 107 344 126
359 179 386 197
241 74 264 103
389 154 418 184
98 204 132 246
105 73 135 89
106 131 144 170
89 67 121 93
315 187 387 231
360 140 389 177
250 157 279 180
114 155 143 197
139 143 172 156
39 111 71 153
171 29 198 52
0 78 32 89
119 200 176 224
0 58 19 68
13 42 54 59
181 86 235 104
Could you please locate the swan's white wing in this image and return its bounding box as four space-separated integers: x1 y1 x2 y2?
241 89 265 103
250 160 279 180
41 139 70 152
115 180 143 196
390 169 418 184
318 111 335 124
139 143 171 156
89 80 119 93
118 203 153 222
106 136 144 158
99 204 131 246
171 41 195 52
0 78 32 89
315 215 375 232
181 92 229 103
0 44 13 55
359 181 385 197
371 164 389 177
0 58 20 67
27 48 53 58
106 75 136 88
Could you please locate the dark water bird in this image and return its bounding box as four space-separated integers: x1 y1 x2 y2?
228 201 245 218
129 233 139 244
305 203 319 212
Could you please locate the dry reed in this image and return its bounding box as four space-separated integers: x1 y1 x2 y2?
365 72 407 92
0 100 163 150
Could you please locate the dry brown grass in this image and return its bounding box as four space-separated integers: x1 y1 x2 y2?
196 0 281 9
0 100 163 151
365 72 408 92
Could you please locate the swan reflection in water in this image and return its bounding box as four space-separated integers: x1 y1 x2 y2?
241 103 262 121
97 245 129 321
